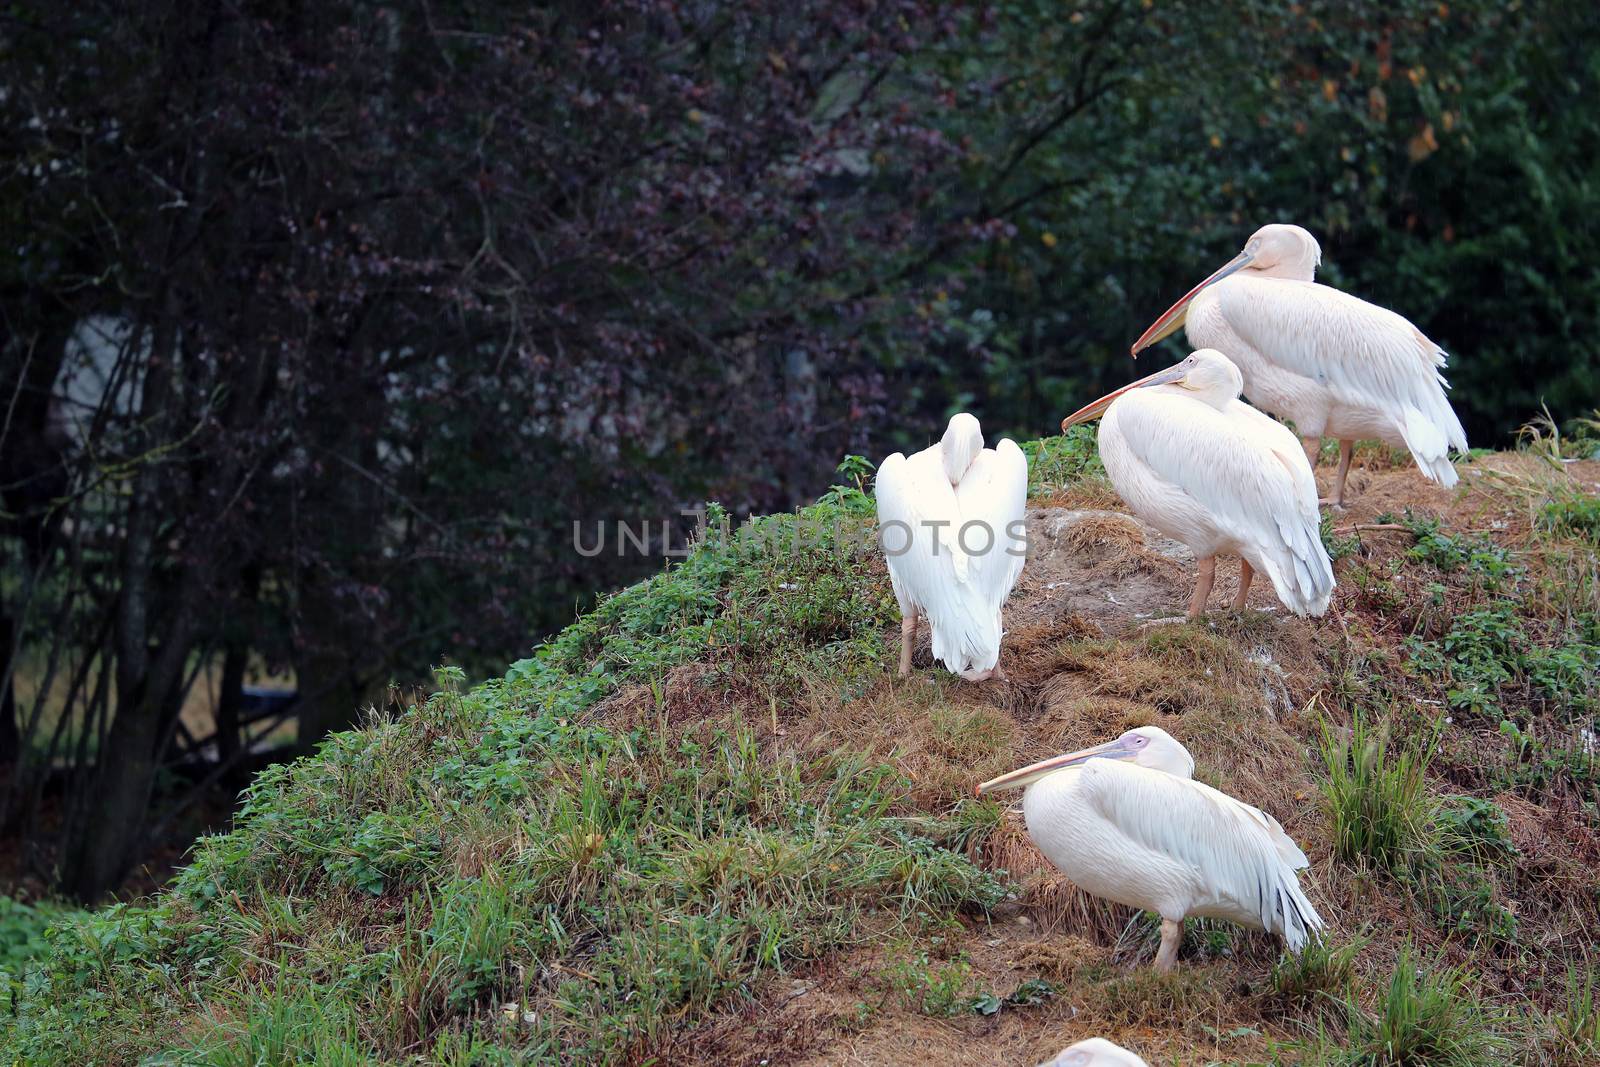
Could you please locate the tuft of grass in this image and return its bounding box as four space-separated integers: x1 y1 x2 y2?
1084 964 1224 1030
1542 966 1600 1066
1319 714 1440 877
1341 947 1510 1066
1270 933 1364 1017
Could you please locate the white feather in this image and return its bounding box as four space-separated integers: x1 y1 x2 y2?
1039 1037 1151 1067
1188 261 1467 485
874 416 1028 678
1024 758 1322 950
1099 360 1334 616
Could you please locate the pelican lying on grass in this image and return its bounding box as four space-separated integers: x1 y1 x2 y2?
977 726 1322 972
1132 223 1467 507
1061 349 1333 618
1039 1038 1150 1067
875 413 1027 681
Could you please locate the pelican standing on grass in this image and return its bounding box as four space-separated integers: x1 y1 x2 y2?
1132 223 1468 507
977 726 1322 972
1061 349 1333 618
875 413 1027 681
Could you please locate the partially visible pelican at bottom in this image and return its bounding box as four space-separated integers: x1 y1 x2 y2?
875 413 1028 680
977 726 1322 972
1132 223 1467 507
1039 1038 1150 1067
1061 349 1333 618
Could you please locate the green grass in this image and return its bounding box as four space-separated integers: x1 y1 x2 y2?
1022 424 1103 494
1270 933 1364 1016
5 439 1598 1065
1340 947 1510 1066
511 486 895 710
7 702 1006 1064
1319 714 1440 877
0 896 85 1004
1543 966 1600 1066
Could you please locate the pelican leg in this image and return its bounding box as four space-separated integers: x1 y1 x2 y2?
1187 557 1217 618
1300 435 1322 466
898 615 917 677
1155 917 1183 973
1329 439 1354 509
1232 559 1254 611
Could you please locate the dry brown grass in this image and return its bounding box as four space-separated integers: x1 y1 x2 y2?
1058 512 1186 580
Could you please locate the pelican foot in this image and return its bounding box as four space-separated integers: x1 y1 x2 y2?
1318 498 1347 512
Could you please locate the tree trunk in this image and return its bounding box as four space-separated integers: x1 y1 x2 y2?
215 640 246 768
0 611 16 768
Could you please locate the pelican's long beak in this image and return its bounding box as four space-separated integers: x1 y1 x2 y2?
974 737 1135 796
1059 362 1189 431
1130 249 1253 356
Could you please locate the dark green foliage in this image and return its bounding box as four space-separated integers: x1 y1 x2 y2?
1386 511 1520 591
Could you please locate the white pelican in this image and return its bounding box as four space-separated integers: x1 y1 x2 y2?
977 726 1322 972
1061 349 1333 618
1039 1038 1150 1067
1132 223 1467 507
875 413 1027 680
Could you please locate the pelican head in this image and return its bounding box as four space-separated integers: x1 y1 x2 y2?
1058 349 1243 430
1131 223 1323 355
940 412 984 486
1039 1038 1151 1067
975 725 1193 796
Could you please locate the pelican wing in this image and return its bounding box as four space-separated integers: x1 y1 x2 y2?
954 438 1029 611
874 448 995 674
1111 392 1334 615
1216 278 1467 483
1226 399 1323 529
1079 759 1322 947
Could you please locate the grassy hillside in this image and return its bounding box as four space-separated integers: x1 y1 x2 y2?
4 426 1600 1065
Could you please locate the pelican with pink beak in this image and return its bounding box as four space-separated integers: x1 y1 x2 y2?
977 726 1322 972
1061 348 1333 618
1131 223 1467 507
